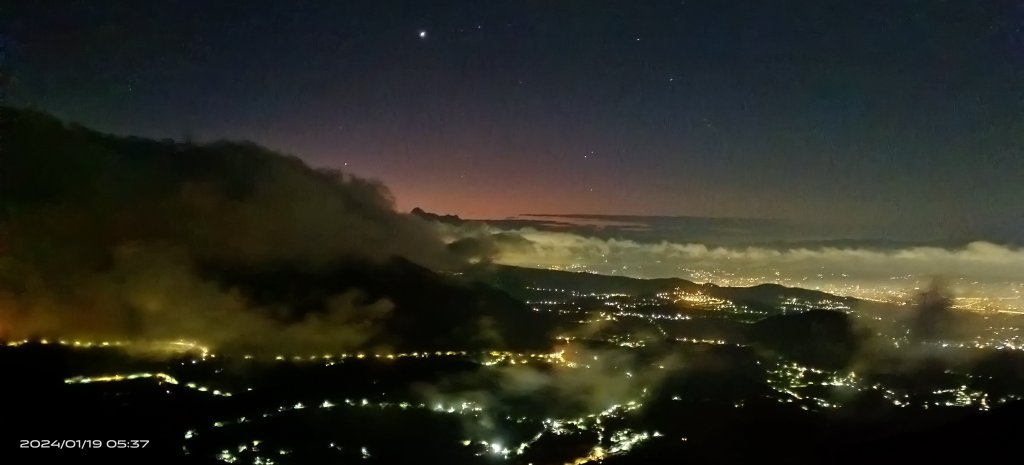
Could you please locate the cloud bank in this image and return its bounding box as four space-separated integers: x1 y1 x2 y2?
0 108 453 349
441 223 1024 309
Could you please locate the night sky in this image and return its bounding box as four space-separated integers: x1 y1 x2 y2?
3 1 1023 239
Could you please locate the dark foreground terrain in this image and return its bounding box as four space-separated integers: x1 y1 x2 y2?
6 266 1024 465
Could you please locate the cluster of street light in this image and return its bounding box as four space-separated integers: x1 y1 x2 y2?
9 277 1024 464
64 372 233 397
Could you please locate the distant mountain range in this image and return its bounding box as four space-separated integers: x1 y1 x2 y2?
465 263 859 308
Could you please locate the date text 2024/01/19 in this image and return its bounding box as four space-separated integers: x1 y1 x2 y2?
20 439 150 449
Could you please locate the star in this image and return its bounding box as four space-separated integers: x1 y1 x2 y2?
418 30 427 39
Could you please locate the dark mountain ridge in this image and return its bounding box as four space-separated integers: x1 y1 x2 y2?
0 107 553 351
467 263 859 309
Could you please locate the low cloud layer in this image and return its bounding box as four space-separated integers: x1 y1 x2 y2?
442 223 1024 309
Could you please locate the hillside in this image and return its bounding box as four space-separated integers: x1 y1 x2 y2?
466 264 859 309
0 107 554 351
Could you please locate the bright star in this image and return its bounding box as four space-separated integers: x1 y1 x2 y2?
418 30 427 39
